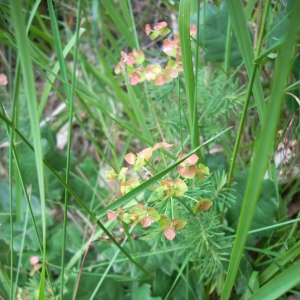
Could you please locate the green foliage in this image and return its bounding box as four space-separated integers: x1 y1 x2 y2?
192 3 244 66
1 0 300 299
227 170 278 246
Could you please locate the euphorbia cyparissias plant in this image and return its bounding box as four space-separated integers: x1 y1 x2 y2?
115 22 197 86
106 142 211 241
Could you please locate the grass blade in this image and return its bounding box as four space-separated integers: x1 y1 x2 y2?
10 1 47 297
259 240 300 285
248 262 300 300
37 28 85 117
221 2 300 299
225 0 266 124
179 0 202 161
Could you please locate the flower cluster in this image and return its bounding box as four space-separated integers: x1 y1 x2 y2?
114 22 197 86
105 142 212 241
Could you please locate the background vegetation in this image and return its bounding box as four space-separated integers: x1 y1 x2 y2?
0 0 300 299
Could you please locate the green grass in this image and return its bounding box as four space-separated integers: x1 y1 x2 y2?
1 0 300 299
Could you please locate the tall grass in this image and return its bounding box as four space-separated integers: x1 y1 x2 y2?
1 0 300 299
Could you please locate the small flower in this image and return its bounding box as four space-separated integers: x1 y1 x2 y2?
145 64 162 81
159 215 187 240
131 204 160 227
160 178 175 198
163 39 178 56
146 22 171 40
105 169 117 181
193 199 213 213
120 178 140 195
160 178 187 198
132 48 145 64
29 256 42 276
130 71 141 85
178 153 199 178
30 256 39 265
125 147 153 171
121 51 136 65
173 178 188 197
154 73 169 86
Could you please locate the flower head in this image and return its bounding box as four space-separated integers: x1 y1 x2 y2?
159 215 187 240
160 178 187 198
177 153 199 178
145 22 171 40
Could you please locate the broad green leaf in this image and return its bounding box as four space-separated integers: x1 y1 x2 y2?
226 170 277 246
152 270 173 298
132 284 161 300
267 11 289 48
192 3 243 66
0 182 53 252
64 275 124 300
15 125 76 199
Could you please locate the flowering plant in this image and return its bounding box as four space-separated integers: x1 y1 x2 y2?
114 22 197 86
106 142 212 241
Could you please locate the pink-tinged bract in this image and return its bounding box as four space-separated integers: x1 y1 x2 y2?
165 66 178 78
107 210 117 221
154 74 169 86
133 48 145 64
178 165 196 178
30 256 39 265
130 72 141 85
127 53 136 65
121 51 127 59
164 229 176 240
125 153 136 164
0 74 7 86
163 39 177 56
137 147 153 159
154 21 167 30
193 199 213 213
152 142 173 151
141 216 155 227
190 24 197 37
145 24 151 36
179 153 199 166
